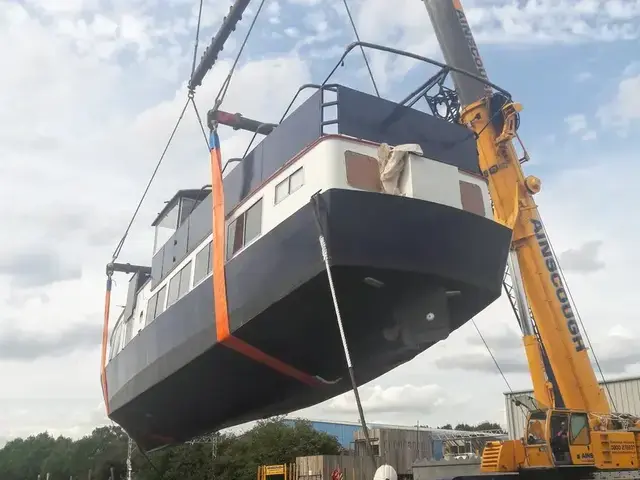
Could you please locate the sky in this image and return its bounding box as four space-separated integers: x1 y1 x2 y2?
1 0 639 446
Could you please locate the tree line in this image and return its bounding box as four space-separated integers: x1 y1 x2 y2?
0 418 505 480
435 422 505 432
0 418 343 480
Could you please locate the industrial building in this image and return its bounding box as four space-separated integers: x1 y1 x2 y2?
283 419 371 449
503 374 640 439
284 419 445 462
284 418 506 474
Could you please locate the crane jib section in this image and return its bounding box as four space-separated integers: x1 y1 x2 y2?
531 219 586 353
452 3 489 83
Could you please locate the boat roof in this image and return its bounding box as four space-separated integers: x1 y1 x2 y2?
151 188 210 227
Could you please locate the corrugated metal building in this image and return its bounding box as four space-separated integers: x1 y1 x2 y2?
284 420 362 448
504 374 640 440
283 419 446 460
353 426 435 474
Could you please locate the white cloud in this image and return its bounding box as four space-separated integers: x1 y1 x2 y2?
565 114 588 133
294 384 473 427
575 71 593 82
598 73 640 130
564 113 597 140
325 385 448 415
285 0 322 5
25 0 98 16
336 0 640 92
284 26 300 38
267 0 282 24
559 240 605 273
434 322 640 376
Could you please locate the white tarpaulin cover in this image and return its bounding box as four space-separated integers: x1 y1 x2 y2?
376 142 423 194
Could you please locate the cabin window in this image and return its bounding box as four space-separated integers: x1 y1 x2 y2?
179 197 197 226
569 413 590 445
245 199 262 244
226 199 263 259
145 284 167 325
459 180 485 216
146 297 156 325
178 260 192 298
227 214 245 260
125 317 134 343
344 150 382 192
194 241 212 285
156 285 167 316
167 261 191 306
275 167 304 204
167 273 180 307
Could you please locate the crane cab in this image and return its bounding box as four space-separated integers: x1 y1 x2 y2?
523 409 592 467
481 407 640 474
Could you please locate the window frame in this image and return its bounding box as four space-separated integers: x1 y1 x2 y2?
226 198 263 260
146 295 157 325
166 260 192 308
227 214 245 260
569 413 590 446
125 316 134 344
289 166 304 193
167 270 181 307
145 283 168 326
193 241 212 286
155 284 167 317
178 260 193 298
274 167 304 204
244 198 263 245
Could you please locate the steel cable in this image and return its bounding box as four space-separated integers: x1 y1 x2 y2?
340 0 380 97
111 0 206 262
111 98 190 262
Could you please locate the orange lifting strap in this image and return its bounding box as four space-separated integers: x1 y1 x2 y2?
208 128 322 386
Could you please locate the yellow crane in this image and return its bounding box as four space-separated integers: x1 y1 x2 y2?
419 1 640 477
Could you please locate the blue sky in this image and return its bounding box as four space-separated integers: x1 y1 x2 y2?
1 0 639 442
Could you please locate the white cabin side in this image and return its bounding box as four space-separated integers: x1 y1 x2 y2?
108 134 491 361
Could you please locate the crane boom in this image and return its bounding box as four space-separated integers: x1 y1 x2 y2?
420 2 640 477
421 0 609 415
421 0 491 106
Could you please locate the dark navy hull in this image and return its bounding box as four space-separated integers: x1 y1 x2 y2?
106 188 512 452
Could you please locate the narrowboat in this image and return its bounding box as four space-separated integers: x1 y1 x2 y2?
104 84 512 452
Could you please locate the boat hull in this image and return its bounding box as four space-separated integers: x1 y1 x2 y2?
106 188 512 451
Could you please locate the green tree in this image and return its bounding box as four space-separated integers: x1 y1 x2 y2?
134 418 342 480
473 422 505 433
454 423 474 431
0 418 343 480
0 432 58 480
40 435 75 479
